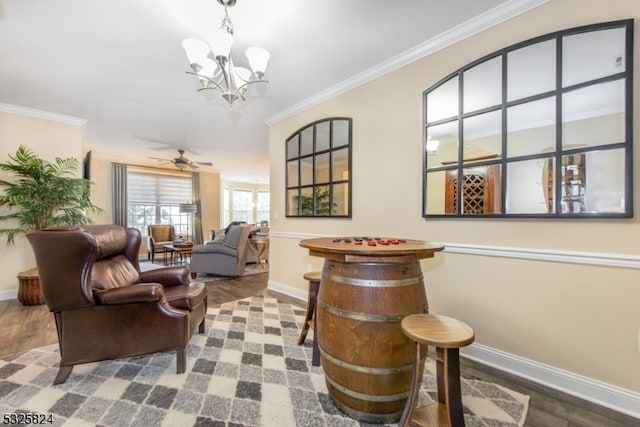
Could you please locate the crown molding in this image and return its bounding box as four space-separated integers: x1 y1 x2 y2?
266 0 550 126
0 102 87 127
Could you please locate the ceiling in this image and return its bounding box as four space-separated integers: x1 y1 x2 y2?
0 0 539 183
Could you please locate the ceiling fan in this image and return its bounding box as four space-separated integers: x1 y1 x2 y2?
149 150 213 169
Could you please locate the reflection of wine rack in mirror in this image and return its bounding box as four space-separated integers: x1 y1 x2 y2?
561 154 586 213
450 174 485 214
445 163 500 214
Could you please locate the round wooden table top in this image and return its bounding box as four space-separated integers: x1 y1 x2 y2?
299 237 444 263
401 314 475 348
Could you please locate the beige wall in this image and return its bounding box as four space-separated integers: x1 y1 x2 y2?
200 170 222 237
86 156 113 224
0 107 86 296
268 0 640 398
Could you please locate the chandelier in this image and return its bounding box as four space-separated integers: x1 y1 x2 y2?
181 0 270 106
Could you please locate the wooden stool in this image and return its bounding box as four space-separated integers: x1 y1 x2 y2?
399 314 475 427
297 271 322 366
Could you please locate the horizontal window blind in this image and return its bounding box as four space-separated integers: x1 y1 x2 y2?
128 171 192 205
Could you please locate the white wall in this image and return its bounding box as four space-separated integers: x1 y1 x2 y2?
266 0 640 416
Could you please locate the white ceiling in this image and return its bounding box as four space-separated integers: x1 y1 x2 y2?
0 0 545 183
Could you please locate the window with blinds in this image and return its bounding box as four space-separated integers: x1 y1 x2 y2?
127 170 193 238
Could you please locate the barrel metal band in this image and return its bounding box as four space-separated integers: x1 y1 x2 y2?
328 397 403 424
319 346 427 375
324 272 423 288
318 300 427 322
324 375 409 402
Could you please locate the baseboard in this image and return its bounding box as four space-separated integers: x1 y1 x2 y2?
267 280 308 304
465 343 640 419
0 288 18 301
267 280 640 420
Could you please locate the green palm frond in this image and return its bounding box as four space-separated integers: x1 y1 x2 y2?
0 145 103 245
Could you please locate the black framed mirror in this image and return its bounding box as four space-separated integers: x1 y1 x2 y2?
423 20 633 218
286 117 352 217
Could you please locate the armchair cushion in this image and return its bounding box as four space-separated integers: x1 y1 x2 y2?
195 242 238 257
91 255 140 291
224 225 244 249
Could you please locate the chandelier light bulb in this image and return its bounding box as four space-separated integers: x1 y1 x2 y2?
245 47 270 78
181 38 211 70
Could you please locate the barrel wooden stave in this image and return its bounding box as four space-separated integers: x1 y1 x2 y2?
317 259 428 423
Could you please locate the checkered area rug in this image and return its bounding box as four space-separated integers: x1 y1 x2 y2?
0 296 529 426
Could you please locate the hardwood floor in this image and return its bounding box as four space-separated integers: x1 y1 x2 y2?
1 268 637 426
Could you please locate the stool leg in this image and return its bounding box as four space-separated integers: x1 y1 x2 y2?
297 280 316 345
311 279 321 366
399 341 424 427
436 347 465 427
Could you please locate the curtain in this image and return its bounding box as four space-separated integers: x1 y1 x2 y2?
111 163 128 226
191 172 204 244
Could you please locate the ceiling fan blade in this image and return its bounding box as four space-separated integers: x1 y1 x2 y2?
195 161 213 166
188 163 200 169
148 156 172 162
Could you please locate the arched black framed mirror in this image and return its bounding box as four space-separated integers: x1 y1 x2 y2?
286 117 352 217
423 20 633 218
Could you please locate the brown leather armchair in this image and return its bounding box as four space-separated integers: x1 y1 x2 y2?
26 224 207 384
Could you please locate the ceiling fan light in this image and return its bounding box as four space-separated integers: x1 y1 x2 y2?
246 47 270 78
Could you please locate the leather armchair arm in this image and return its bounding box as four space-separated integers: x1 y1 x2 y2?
94 283 164 305
139 266 189 287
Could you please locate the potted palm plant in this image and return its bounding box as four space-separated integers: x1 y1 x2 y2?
0 145 102 305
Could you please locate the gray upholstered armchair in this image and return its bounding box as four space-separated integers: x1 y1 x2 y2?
147 225 176 263
190 222 251 278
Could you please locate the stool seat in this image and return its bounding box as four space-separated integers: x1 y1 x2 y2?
303 271 322 283
298 271 322 366
402 314 474 348
399 314 475 427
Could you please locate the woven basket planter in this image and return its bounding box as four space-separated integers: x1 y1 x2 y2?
17 267 45 306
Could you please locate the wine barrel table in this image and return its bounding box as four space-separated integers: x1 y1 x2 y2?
299 237 444 424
